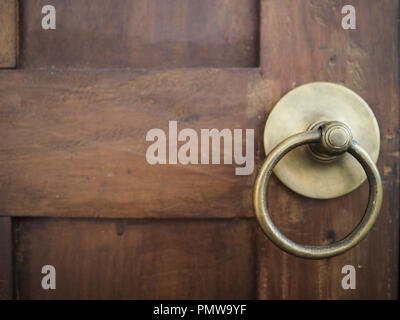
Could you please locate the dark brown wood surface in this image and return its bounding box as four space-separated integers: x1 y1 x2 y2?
14 218 256 299
0 0 17 301
0 68 259 218
0 218 13 299
20 0 259 69
0 0 398 299
0 0 17 68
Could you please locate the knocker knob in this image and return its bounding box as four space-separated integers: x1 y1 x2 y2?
322 122 353 152
308 121 353 162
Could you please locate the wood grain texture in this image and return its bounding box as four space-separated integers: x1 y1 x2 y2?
256 0 399 299
15 218 256 299
0 0 398 300
20 0 259 68
0 218 13 300
0 0 18 68
0 68 263 218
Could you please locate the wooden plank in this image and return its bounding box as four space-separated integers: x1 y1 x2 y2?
0 0 18 68
257 0 399 299
0 218 13 299
0 68 264 218
15 218 256 299
20 0 259 68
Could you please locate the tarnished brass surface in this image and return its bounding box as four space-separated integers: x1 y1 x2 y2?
264 82 380 199
254 123 383 259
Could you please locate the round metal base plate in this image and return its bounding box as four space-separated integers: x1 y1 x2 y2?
264 82 380 199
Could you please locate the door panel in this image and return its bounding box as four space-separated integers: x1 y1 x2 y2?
0 0 17 68
0 218 12 299
0 69 258 218
0 0 398 300
15 218 256 299
20 0 259 68
257 0 399 300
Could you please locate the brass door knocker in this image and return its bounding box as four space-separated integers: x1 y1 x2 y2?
254 82 382 259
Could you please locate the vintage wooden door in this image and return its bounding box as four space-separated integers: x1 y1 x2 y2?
0 0 398 300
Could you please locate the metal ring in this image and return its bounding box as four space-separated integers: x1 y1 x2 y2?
253 129 383 259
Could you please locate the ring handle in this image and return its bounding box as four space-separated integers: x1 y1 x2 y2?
253 121 383 259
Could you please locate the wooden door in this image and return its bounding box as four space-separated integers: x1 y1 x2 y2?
0 0 398 300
